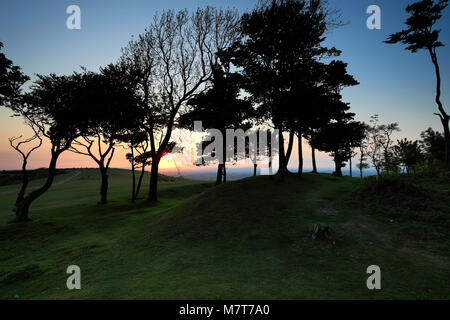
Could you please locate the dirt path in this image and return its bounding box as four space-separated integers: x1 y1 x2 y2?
0 170 81 196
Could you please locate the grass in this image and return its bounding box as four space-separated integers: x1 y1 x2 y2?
0 168 449 299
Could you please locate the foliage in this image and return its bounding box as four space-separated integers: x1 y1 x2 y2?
0 42 29 108
393 138 424 173
312 120 365 176
420 127 445 162
228 0 342 175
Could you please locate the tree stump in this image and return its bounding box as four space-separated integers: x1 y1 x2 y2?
312 222 331 240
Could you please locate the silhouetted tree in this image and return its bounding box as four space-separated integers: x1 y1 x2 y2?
229 0 341 179
385 0 450 170
300 61 359 175
356 122 371 178
378 122 401 174
0 42 42 213
366 115 384 181
366 115 401 180
312 119 365 176
420 127 446 165
70 65 142 204
393 138 424 174
121 7 240 201
122 130 150 202
0 42 29 108
7 71 93 221
8 123 42 210
179 64 253 185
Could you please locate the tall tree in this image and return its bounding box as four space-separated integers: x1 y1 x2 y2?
385 0 450 170
121 7 240 201
300 61 359 175
229 0 340 179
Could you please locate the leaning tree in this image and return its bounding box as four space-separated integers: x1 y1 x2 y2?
8 123 43 210
6 71 94 222
385 0 450 170
0 42 42 212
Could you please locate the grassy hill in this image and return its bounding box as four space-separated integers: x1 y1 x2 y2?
0 168 449 299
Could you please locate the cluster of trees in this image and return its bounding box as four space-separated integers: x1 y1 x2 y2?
1 0 449 223
355 116 446 178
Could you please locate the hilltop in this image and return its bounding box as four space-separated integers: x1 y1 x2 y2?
0 169 449 299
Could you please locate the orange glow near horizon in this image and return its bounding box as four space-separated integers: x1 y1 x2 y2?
0 109 335 171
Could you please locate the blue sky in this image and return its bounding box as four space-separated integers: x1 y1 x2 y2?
0 0 449 169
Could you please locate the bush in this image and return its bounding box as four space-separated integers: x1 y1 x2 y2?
355 173 450 227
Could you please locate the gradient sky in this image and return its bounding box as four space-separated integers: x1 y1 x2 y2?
0 0 449 171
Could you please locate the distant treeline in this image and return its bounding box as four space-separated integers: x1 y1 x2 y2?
0 169 69 186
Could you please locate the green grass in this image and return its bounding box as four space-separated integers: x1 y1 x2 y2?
0 169 449 299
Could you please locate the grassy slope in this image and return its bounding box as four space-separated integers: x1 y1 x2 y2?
0 169 449 299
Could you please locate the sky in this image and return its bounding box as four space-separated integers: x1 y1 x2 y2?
0 0 449 171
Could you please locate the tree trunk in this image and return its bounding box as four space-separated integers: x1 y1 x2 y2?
148 155 160 202
376 168 381 182
359 152 363 178
13 151 61 222
253 163 257 176
135 164 146 200
216 164 224 185
131 148 136 202
311 146 317 174
276 126 286 178
285 130 294 166
15 159 29 207
99 167 109 204
277 129 293 178
223 164 227 183
428 48 450 171
440 116 450 170
333 153 343 177
297 133 303 176
349 157 352 177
